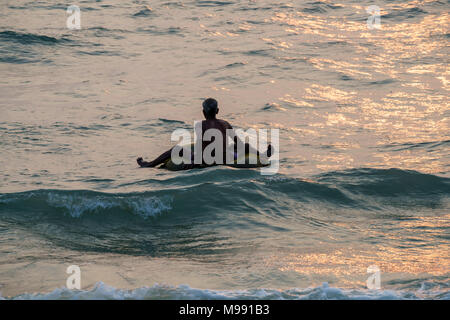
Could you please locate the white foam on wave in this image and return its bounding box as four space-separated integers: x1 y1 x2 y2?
3 282 449 300
46 193 172 218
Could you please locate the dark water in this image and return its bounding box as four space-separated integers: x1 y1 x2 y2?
0 0 449 299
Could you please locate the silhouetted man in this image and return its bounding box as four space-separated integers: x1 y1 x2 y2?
137 98 272 169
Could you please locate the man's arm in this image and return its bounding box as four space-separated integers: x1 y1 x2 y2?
224 121 260 156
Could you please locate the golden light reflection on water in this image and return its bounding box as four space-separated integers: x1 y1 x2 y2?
265 214 450 282
267 243 449 280
263 72 448 174
309 58 373 79
279 94 313 107
304 84 356 102
270 6 448 85
264 3 447 176
267 246 449 289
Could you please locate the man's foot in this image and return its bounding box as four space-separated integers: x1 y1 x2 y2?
137 157 145 167
137 157 154 167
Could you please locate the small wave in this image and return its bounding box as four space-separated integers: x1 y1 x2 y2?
381 140 450 152
137 26 183 36
0 30 72 64
0 30 70 45
242 49 272 57
0 56 41 64
1 169 448 220
195 1 235 7
316 168 450 198
301 2 344 14
0 190 172 219
261 103 287 112
0 169 448 256
133 6 155 17
225 62 247 68
85 27 129 40
382 7 428 20
3 282 448 300
133 118 190 134
76 49 121 56
47 193 171 218
366 79 396 86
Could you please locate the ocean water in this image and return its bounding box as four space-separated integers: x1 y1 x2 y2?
0 0 449 299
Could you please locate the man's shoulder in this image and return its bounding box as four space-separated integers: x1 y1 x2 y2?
217 119 233 128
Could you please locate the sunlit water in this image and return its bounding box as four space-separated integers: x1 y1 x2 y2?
0 0 449 299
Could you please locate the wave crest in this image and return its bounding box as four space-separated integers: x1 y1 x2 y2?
0 190 172 219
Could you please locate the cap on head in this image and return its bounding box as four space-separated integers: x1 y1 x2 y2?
202 98 218 118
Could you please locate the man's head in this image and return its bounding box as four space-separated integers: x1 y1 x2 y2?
202 98 219 119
